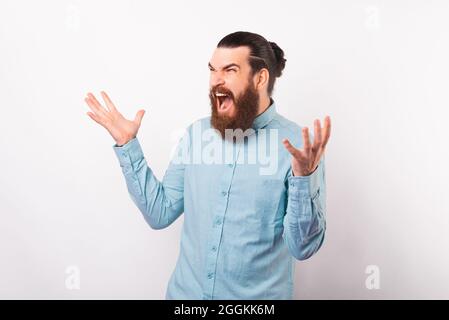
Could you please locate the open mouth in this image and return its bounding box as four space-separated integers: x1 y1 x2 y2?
215 92 233 112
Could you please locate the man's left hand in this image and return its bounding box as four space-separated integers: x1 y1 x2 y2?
283 116 331 177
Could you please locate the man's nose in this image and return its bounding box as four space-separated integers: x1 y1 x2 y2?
210 73 225 88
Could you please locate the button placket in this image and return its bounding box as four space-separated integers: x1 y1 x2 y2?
202 143 241 299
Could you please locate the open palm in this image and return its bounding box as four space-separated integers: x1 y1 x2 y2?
84 91 145 146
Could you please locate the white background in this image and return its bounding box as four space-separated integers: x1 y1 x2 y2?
1 0 448 299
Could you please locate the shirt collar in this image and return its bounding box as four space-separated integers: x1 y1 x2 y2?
251 98 277 130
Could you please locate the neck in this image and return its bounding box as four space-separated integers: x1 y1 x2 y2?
257 94 272 116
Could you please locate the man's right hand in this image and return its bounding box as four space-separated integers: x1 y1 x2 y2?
84 91 145 146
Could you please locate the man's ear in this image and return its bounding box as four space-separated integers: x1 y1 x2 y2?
254 68 269 91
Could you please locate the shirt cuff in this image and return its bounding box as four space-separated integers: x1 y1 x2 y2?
112 137 144 167
287 162 322 199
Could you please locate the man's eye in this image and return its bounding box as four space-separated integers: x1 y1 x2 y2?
227 69 236 72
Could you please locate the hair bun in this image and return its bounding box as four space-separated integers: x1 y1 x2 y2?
269 41 286 77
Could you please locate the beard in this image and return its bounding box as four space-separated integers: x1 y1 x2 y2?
209 81 260 141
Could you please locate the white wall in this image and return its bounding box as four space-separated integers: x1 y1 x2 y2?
1 0 448 299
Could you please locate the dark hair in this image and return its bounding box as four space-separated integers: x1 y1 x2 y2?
217 31 286 96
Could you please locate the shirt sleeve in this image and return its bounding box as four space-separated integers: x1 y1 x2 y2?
113 135 187 230
282 155 327 260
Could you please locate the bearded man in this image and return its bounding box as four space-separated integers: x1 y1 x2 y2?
85 31 331 300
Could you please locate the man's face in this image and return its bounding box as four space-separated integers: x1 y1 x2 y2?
208 46 260 138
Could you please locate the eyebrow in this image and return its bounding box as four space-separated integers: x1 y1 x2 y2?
208 62 240 70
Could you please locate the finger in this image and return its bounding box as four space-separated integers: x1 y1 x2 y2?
312 147 325 170
134 109 145 126
86 111 102 125
86 93 109 116
101 91 117 112
84 97 107 119
282 138 303 159
312 119 322 153
321 115 331 149
302 127 311 155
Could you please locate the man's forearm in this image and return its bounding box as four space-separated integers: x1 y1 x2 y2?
283 159 327 260
113 137 184 230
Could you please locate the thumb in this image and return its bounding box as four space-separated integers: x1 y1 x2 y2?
134 109 145 126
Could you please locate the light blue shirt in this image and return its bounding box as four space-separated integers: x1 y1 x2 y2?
113 101 326 299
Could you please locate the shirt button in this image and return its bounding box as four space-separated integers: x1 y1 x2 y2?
122 152 127 157
215 219 222 226
212 246 217 252
221 191 227 196
228 163 233 168
207 272 214 279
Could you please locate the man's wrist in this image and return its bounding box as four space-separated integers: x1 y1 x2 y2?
292 164 318 177
116 135 135 147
